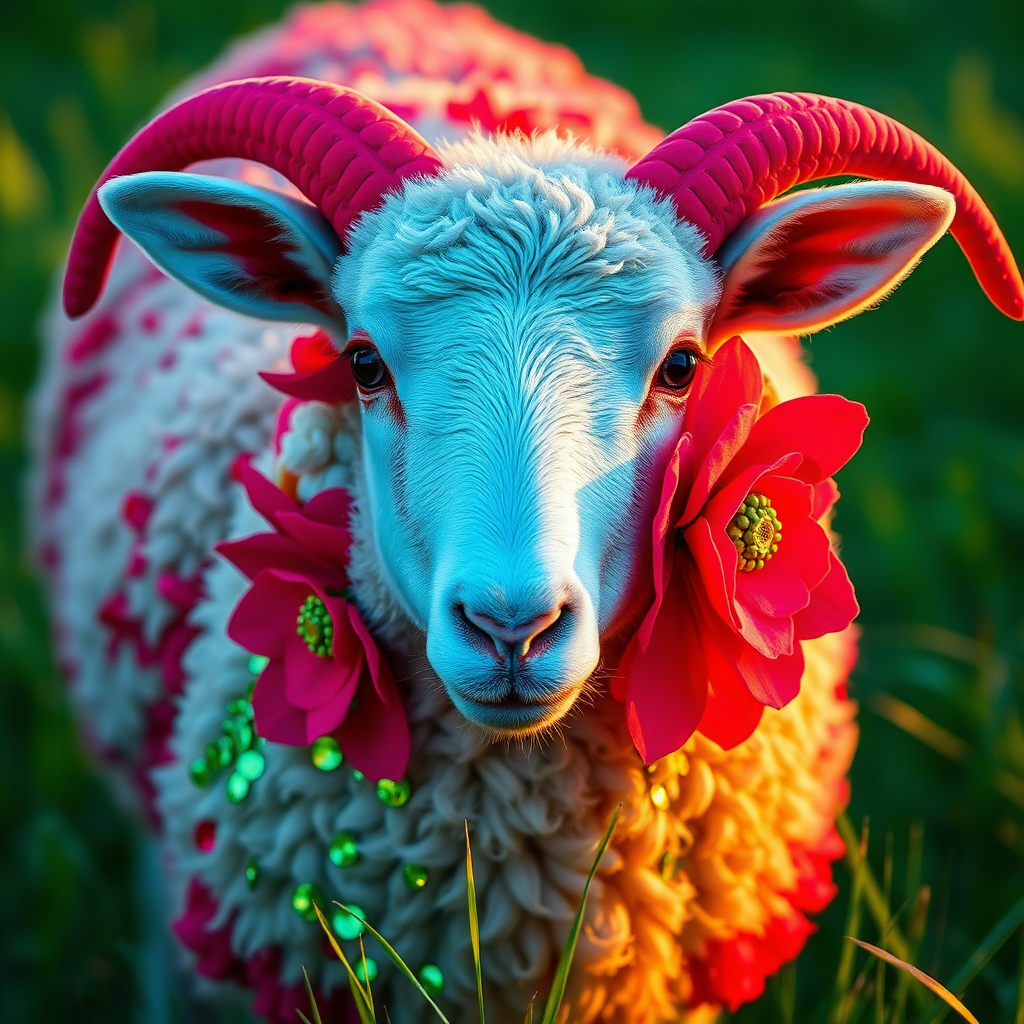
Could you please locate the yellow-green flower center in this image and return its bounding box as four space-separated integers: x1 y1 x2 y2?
297 594 333 657
727 492 782 572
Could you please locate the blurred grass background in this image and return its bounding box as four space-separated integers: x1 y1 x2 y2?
1 1 1022 1021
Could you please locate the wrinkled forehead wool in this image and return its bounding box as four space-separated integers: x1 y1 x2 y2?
337 131 720 313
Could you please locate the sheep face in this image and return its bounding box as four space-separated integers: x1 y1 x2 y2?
335 135 720 734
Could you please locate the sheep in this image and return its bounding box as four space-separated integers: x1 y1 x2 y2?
29 1 1022 1023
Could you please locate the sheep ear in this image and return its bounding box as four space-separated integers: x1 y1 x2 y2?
708 181 955 342
97 171 345 328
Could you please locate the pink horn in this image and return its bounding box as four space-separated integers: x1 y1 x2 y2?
63 77 444 318
625 91 1023 320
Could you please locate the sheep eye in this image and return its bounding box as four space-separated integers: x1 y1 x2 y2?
350 347 387 390
658 349 699 391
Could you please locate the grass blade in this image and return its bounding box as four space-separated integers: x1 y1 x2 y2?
836 813 915 963
523 994 536 1024
465 820 486 1024
302 967 324 1024
919 893 1024 1024
336 902 452 1024
358 937 375 1021
1016 922 1023 1024
541 804 621 1024
849 939 979 1024
297 1014 314 1024
311 902 376 1024
832 819 868 1024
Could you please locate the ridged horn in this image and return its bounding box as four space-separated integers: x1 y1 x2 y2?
625 92 1023 320
63 77 444 318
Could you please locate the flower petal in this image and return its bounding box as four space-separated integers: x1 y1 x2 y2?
304 673 359 741
683 516 740 631
680 404 759 526
698 640 766 750
736 394 868 484
216 533 338 583
679 336 764 522
812 477 841 520
625 573 708 763
775 497 832 593
275 510 351 575
336 663 411 779
251 660 308 745
346 602 388 702
639 433 692 650
284 627 360 711
226 573 307 657
238 460 299 526
259 355 357 403
793 550 860 640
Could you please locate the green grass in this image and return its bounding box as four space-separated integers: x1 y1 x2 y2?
1 1 1022 1022
303 810 621 1024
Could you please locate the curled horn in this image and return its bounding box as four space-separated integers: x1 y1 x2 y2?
625 91 1024 320
63 77 444 318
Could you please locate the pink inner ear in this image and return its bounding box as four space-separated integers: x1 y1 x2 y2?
178 200 334 316
711 193 950 338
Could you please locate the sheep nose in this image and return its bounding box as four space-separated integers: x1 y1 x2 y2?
459 604 565 662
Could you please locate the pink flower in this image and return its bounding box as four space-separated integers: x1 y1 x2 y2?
616 338 867 763
217 460 410 780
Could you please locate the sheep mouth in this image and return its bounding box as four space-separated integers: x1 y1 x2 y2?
450 684 582 735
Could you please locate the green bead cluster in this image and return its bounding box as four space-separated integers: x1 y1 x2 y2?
376 777 411 807
189 660 266 803
297 594 334 657
727 492 782 572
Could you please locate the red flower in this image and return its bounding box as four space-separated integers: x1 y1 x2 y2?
616 338 867 763
216 460 410 780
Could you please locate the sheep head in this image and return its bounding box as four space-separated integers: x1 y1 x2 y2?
65 80 1022 737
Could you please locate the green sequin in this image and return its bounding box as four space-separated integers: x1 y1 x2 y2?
297 594 334 657
727 492 782 572
236 749 265 782
332 904 366 940
329 833 360 868
419 963 444 996
292 882 325 921
247 653 270 676
190 757 214 788
245 858 259 891
226 772 250 803
376 778 411 807
403 864 428 890
355 957 378 984
352 770 365 783
310 736 343 771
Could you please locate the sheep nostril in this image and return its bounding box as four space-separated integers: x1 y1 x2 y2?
458 604 566 662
